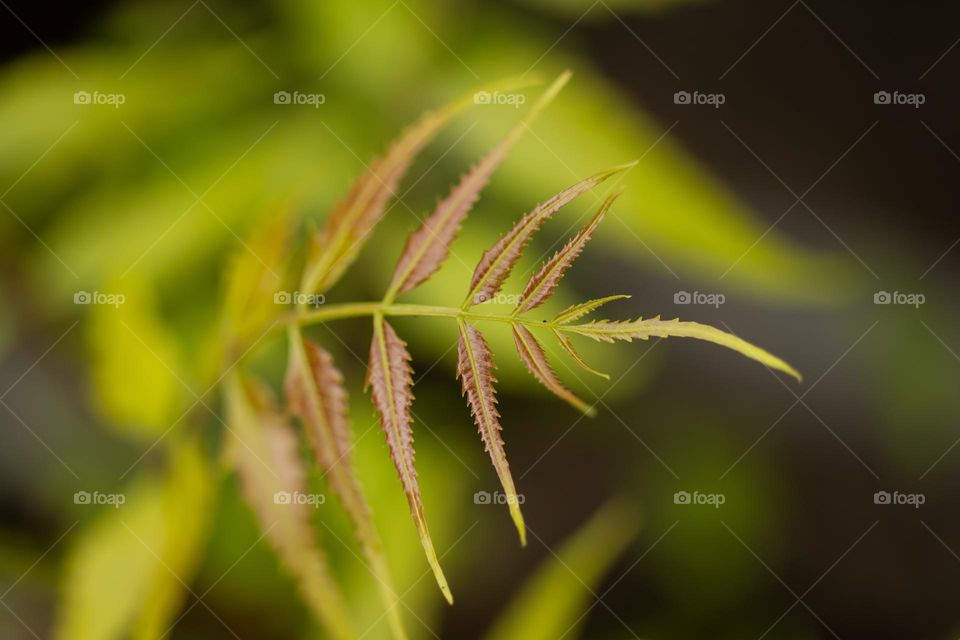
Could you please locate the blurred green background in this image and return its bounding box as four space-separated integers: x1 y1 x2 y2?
1 0 959 638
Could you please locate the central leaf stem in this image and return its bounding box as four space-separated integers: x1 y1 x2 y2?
293 302 551 328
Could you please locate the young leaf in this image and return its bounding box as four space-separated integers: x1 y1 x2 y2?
385 71 572 301
224 373 354 640
464 162 635 308
513 324 595 416
366 314 452 603
552 294 631 326
515 191 619 314
484 499 640 640
285 327 408 640
456 320 526 544
302 78 536 296
552 329 610 380
561 316 802 381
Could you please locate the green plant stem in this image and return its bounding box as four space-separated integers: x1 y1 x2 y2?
293 302 551 328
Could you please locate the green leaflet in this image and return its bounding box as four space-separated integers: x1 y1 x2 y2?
87 277 181 440
55 439 213 640
552 295 632 326
561 316 802 381
484 499 640 640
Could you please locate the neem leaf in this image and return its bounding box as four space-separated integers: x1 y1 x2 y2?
515 191 619 314
484 499 640 640
456 320 526 545
386 71 572 300
224 372 354 640
513 324 594 416
561 316 802 381
552 295 631 326
552 329 611 380
366 314 452 604
286 328 407 639
302 78 536 296
464 162 635 308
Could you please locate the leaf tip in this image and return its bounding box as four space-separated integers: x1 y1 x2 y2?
511 502 527 547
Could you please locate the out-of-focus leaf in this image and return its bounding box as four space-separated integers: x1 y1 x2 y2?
224 372 354 640
286 328 408 640
87 277 181 439
301 77 534 297
55 439 213 640
386 71 570 300
484 499 640 640
132 440 214 639
222 202 293 351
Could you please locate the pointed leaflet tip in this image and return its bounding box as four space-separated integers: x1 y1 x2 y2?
366 315 453 602
464 163 633 308
515 191 621 314
385 71 573 300
456 320 527 546
553 330 611 380
513 324 595 416
561 317 802 382
285 327 409 640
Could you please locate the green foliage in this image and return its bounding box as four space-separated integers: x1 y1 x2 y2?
485 499 640 640
56 439 212 640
